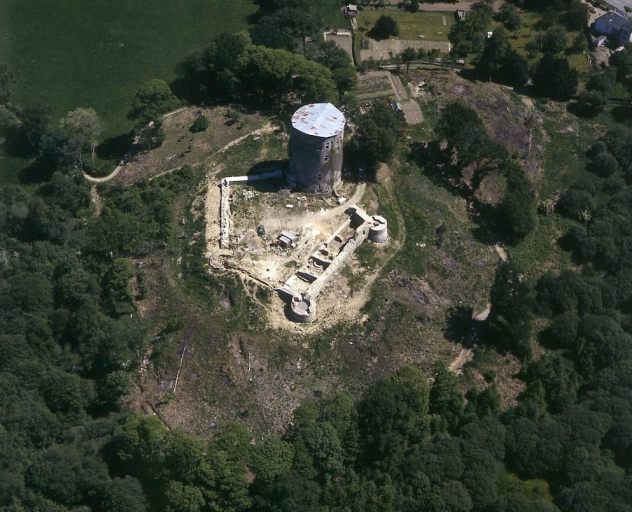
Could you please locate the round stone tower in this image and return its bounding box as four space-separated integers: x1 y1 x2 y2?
288 103 345 194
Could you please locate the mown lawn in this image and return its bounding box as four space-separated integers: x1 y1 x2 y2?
357 10 454 41
311 0 348 29
0 0 255 182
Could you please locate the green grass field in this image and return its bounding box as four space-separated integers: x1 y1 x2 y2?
311 0 348 29
0 0 255 182
357 10 454 42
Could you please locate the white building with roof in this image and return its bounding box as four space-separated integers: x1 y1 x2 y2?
344 4 358 17
288 103 345 194
594 11 632 46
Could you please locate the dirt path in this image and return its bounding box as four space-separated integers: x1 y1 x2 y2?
90 185 103 216
494 244 508 262
84 164 123 183
448 349 474 375
83 108 188 183
448 303 490 374
213 122 276 157
148 124 274 183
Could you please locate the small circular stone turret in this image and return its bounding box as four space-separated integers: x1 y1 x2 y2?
369 215 388 243
289 294 316 323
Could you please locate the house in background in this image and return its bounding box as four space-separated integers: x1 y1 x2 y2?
594 11 632 46
344 4 358 17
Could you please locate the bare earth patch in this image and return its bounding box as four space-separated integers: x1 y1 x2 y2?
113 107 265 184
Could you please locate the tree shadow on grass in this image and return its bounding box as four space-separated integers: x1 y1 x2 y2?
470 197 501 246
457 68 480 83
245 160 288 193
408 141 471 200
18 156 56 184
247 159 288 177
408 142 507 246
97 132 133 162
3 131 37 159
444 304 475 345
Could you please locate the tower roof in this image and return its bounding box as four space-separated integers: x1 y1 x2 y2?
291 103 345 138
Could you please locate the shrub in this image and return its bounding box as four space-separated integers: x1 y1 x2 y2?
190 115 209 133
557 188 596 221
589 151 619 177
573 91 607 118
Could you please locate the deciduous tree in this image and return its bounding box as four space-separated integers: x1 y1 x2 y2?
128 79 179 126
58 107 104 169
498 160 537 243
534 54 578 101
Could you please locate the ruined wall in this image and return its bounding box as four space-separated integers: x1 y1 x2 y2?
219 181 231 249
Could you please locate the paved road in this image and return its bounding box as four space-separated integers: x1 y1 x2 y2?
604 0 632 13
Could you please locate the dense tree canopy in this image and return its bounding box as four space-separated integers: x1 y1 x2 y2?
534 54 578 101
352 99 404 170
0 63 15 104
449 1 494 57
176 38 337 108
476 28 529 87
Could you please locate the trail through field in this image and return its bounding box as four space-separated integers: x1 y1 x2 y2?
449 303 490 374
449 349 474 375
89 185 103 215
212 122 276 157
